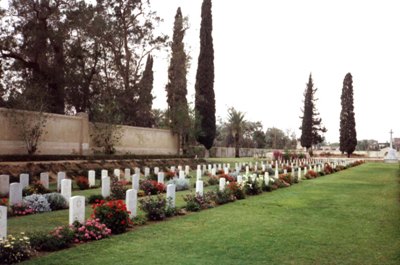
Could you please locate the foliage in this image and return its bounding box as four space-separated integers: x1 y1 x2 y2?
0 198 8 206
273 150 283 160
72 219 111 243
44 193 68 211
9 107 48 155
166 8 191 154
110 176 128 200
183 191 216 212
0 233 33 264
139 194 167 221
140 180 166 195
266 128 297 149
92 200 131 234
10 202 34 216
340 73 357 157
218 174 235 182
29 227 74 252
195 0 216 151
91 121 123 155
23 194 52 213
88 194 105 204
165 171 176 181
75 176 89 190
166 178 190 191
244 178 263 195
215 188 236 205
208 176 219 185
23 181 50 196
324 164 334 174
279 174 294 185
135 55 155 127
304 170 318 179
299 74 327 154
227 182 246 200
226 107 246 157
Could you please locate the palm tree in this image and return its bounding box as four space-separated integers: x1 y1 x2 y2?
227 107 246 158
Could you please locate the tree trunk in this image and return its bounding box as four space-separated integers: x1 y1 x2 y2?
235 133 240 158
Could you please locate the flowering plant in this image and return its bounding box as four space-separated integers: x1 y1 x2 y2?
10 202 34 216
323 164 334 175
183 191 216 212
72 219 111 243
139 194 168 221
305 170 318 179
165 170 176 180
140 180 165 195
23 181 49 196
110 176 128 200
218 174 235 182
92 200 131 234
0 233 33 264
227 181 245 200
75 176 89 190
0 198 8 206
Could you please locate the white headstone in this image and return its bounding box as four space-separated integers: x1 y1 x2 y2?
197 165 201 170
237 175 243 184
250 174 257 182
196 169 202 180
274 166 279 179
224 167 229 174
211 168 216 176
57 172 66 192
102 177 111 198
219 178 226 191
124 168 131 181
157 172 165 184
0 175 10 196
202 165 207 174
40 172 49 189
154 167 160 175
208 164 212 172
134 167 141 176
179 170 185 180
185 165 190 176
88 170 96 187
283 169 287 175
101 169 108 178
61 179 72 203
69 196 85 225
170 166 176 173
9 182 22 206
166 184 176 208
196 180 204 196
132 174 139 191
144 167 150 177
114 169 121 180
245 166 249 175
178 165 183 171
126 189 138 218
264 172 270 186
298 168 302 181
19 173 29 189
0 206 7 238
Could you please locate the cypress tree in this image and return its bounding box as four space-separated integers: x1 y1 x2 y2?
339 73 357 157
166 7 190 153
136 54 154 127
195 0 216 152
300 74 326 155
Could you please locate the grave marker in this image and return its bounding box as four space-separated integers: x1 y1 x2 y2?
0 206 7 238
166 184 176 208
69 196 85 225
126 189 138 218
88 170 96 187
40 172 49 189
9 183 22 206
102 177 110 198
20 173 29 189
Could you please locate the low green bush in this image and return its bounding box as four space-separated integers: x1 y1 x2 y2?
0 233 33 264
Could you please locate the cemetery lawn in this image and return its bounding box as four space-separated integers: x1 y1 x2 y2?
23 162 400 265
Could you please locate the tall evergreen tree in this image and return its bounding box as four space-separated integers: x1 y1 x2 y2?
300 74 326 155
339 73 357 157
166 7 190 154
195 0 216 154
136 54 154 127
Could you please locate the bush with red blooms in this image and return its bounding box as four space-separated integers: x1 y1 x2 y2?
140 180 166 195
92 200 131 234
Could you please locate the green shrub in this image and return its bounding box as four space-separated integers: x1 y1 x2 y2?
215 188 236 205
75 176 89 190
44 193 68 210
23 181 50 196
207 176 219 185
227 182 246 200
29 227 74 252
139 194 167 221
88 194 104 204
110 176 128 200
244 178 263 196
183 191 216 212
0 233 33 264
92 200 131 234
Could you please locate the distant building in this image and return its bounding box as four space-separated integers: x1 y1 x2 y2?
394 138 400 151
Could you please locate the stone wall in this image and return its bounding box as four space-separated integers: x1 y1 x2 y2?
0 108 178 155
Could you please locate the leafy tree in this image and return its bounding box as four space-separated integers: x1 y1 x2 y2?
299 74 327 155
166 7 190 154
339 73 357 157
252 129 267 149
265 127 290 149
194 0 216 155
226 108 246 157
135 55 154 127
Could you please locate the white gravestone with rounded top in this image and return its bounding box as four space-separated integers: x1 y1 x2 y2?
40 172 49 189
88 170 96 187
19 173 29 189
9 183 22 206
0 206 7 238
69 196 85 225
126 189 137 219
0 175 10 196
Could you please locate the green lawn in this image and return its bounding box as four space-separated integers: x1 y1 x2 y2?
20 162 400 265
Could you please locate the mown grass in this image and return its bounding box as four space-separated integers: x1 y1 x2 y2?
19 162 400 265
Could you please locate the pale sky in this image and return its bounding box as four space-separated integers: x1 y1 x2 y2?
1 0 399 143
